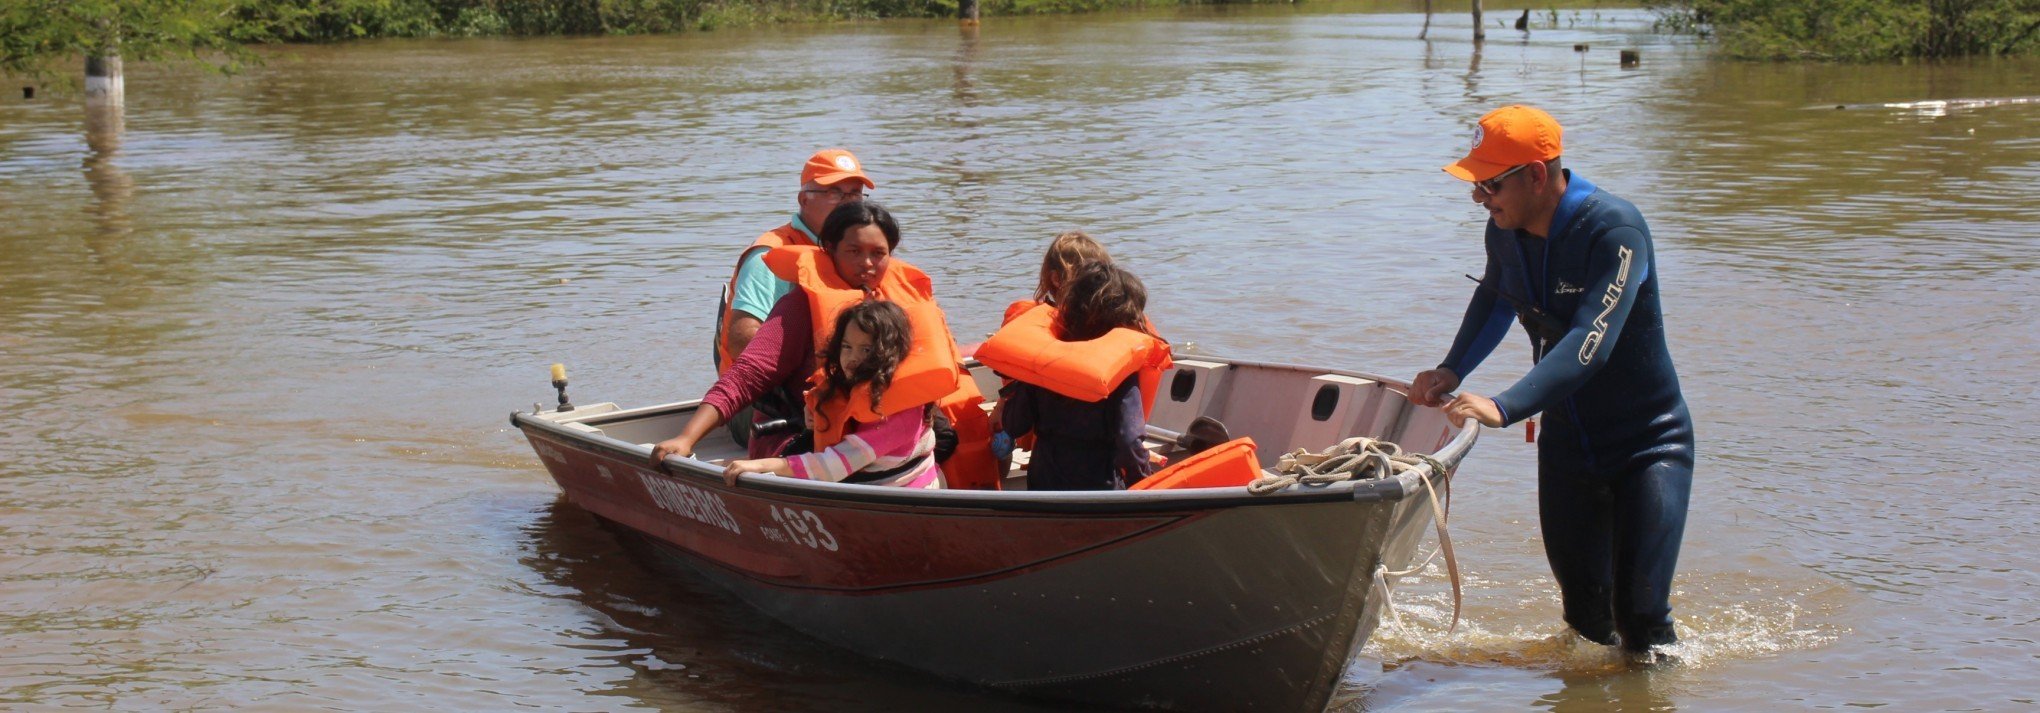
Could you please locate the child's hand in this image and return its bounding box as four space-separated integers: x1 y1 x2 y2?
722 459 760 487
722 458 790 487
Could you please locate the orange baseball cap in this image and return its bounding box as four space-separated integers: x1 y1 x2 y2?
801 148 875 189
1443 105 1563 182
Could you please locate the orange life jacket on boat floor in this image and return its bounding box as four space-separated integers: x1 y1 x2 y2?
1130 437 1261 491
975 302 1172 417
765 245 1001 490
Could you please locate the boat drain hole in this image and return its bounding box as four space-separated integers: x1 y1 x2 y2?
1311 385 1340 421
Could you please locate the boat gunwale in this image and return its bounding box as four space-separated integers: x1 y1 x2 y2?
512 355 1477 515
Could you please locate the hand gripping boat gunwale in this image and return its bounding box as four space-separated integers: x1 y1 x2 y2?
511 355 1477 712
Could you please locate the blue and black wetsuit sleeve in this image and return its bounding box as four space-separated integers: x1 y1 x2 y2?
1491 227 1650 425
1438 255 1514 380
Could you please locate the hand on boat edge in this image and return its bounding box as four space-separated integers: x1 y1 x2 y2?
723 458 792 487
650 437 695 468
1410 368 1461 407
1444 392 1504 429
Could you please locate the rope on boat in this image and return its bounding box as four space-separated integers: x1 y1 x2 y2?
1250 436 1464 632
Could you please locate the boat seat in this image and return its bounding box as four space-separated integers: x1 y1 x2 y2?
1150 359 1232 433
1174 416 1233 456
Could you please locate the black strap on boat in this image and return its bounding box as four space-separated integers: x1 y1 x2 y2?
841 454 933 484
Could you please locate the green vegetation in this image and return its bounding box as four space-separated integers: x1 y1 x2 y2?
3 0 1266 82
13 0 2031 80
1 0 258 81
1650 0 2040 60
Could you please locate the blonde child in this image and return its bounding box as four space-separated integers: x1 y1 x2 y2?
996 263 1161 490
1008 230 1112 323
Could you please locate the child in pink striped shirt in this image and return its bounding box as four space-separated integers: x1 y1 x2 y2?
721 300 943 489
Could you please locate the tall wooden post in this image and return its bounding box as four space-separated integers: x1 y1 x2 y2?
86 54 123 106
959 0 980 27
1471 0 1485 42
1419 0 1433 39
83 68 132 253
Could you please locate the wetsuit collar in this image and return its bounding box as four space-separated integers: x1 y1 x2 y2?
1544 170 1597 241
790 213 820 244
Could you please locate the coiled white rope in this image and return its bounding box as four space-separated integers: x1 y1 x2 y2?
1250 436 1462 631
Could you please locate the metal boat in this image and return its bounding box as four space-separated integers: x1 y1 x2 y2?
512 356 1476 712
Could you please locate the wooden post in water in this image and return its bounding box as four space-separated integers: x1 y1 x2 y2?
959 0 980 27
85 54 123 107
1419 0 1432 39
1471 0 1485 41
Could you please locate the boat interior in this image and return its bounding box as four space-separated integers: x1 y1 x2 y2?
534 358 1459 491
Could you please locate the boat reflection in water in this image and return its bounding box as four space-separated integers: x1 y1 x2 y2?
514 357 1476 712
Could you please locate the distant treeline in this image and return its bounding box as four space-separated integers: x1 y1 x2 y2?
1651 0 2040 59
8 0 2037 84
2 0 1255 81
240 0 1230 38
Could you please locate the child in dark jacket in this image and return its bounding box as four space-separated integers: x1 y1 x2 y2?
996 262 1158 490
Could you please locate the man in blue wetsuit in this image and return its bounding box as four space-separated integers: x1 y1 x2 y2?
1410 105 1695 654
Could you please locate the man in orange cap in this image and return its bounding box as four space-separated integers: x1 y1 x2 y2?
715 149 875 372
1411 105 1695 657
710 149 873 444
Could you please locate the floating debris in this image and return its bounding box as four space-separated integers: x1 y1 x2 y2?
1825 96 2040 117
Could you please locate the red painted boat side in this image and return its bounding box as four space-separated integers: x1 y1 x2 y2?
529 433 1201 594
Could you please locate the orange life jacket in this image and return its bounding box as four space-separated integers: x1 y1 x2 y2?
935 375 1000 490
995 299 1041 452
1129 437 1261 490
1001 298 1039 327
764 246 1002 490
975 303 1173 417
715 224 814 374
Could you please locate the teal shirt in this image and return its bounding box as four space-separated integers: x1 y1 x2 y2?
729 214 819 321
